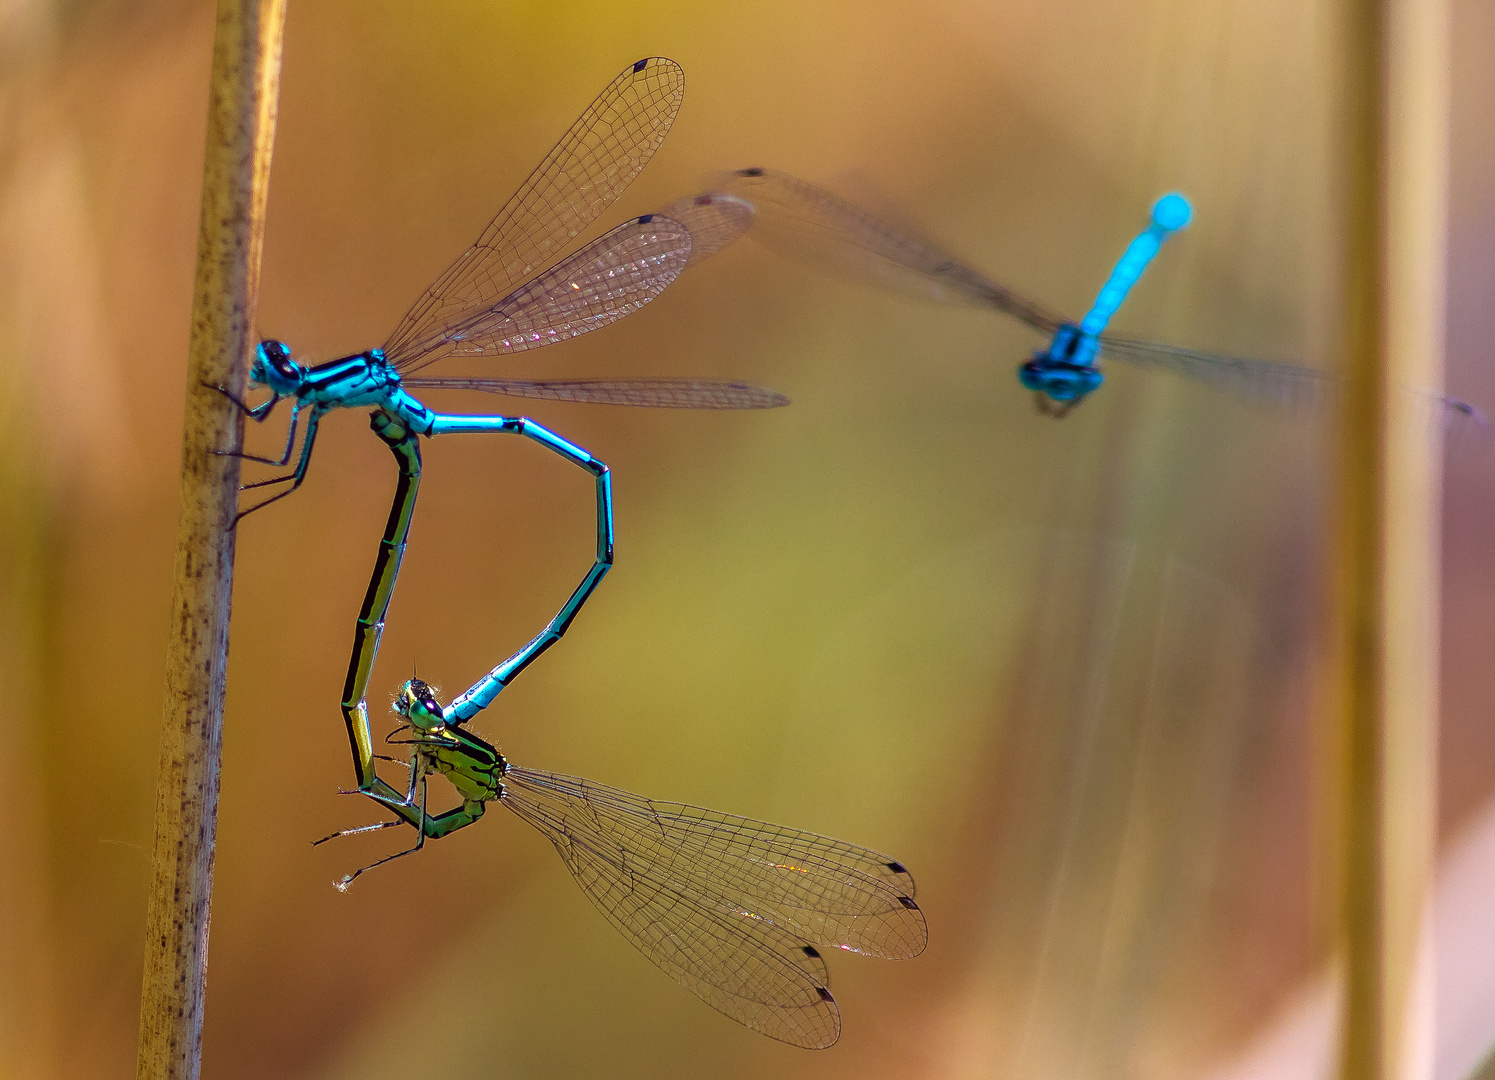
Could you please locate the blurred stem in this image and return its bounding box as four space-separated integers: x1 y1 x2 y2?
1334 0 1444 1078
1465 1042 1495 1080
135 3 286 1079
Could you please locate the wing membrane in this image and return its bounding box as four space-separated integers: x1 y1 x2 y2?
402 376 789 409
392 216 690 371
727 167 1064 333
500 766 926 1049
1101 335 1487 434
1098 335 1334 408
385 58 686 369
655 192 754 266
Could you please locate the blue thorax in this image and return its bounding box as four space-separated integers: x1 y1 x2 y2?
253 340 435 433
1018 324 1104 402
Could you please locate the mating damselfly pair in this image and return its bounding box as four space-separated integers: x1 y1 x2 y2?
235 56 922 1050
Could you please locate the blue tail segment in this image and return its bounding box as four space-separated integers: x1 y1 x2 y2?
1078 193 1192 337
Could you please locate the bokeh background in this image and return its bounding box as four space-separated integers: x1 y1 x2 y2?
3 1 1495 1078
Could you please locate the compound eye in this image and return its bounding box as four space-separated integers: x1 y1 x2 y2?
259 340 294 375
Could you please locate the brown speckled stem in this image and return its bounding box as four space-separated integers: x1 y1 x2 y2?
136 3 285 1078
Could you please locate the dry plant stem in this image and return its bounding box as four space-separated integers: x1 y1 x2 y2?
1334 0 1444 1079
1335 0 1391 1071
136 2 286 1079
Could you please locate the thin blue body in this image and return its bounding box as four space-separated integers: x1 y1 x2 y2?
1079 193 1192 336
427 413 612 722
1017 193 1192 412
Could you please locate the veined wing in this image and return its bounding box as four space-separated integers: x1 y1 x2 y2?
1438 397 1490 440
402 376 789 409
1098 335 1334 408
655 192 754 266
727 167 1064 333
500 766 926 1049
384 57 686 368
1100 335 1487 434
391 216 689 371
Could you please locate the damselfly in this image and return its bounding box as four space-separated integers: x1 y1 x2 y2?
222 58 786 520
320 421 926 1050
728 168 1483 424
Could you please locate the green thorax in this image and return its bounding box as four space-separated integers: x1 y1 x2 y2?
418 723 506 803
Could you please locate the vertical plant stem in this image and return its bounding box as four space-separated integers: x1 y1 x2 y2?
1380 2 1447 1078
136 3 287 1079
1335 0 1390 1072
1334 0 1444 1078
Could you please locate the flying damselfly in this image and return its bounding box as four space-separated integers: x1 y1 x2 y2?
727 167 1482 425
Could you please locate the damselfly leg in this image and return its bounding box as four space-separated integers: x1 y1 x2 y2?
201 380 325 522
312 744 421 844
320 771 433 892
206 380 315 469
231 409 324 522
312 819 402 844
217 402 304 470
1034 394 1083 419
205 381 282 423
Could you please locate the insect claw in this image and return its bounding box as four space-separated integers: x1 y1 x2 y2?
203 380 271 418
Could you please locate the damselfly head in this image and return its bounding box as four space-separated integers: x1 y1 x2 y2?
252 340 305 394
394 677 446 731
1017 355 1104 406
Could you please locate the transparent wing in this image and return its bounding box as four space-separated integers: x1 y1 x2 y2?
402 376 789 409
1097 335 1335 408
500 766 926 1049
727 167 1064 333
654 192 754 266
1438 397 1491 442
391 216 689 372
384 57 686 368
1100 334 1487 435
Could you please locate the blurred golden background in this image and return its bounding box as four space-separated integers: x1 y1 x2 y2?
3 0 1495 1078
